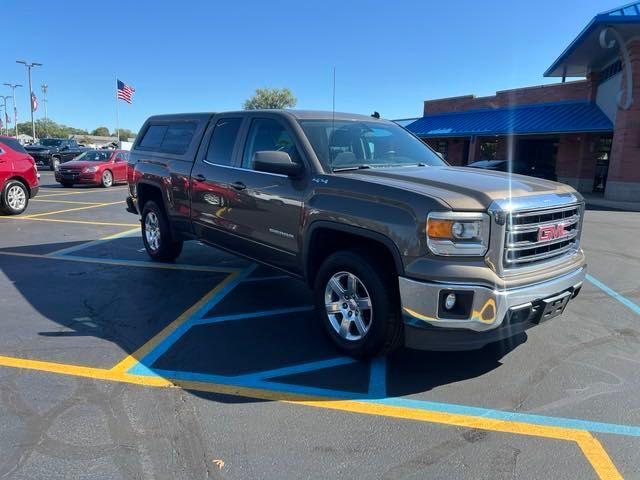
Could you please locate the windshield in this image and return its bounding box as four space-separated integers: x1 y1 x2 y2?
39 139 63 147
299 119 446 170
74 150 112 162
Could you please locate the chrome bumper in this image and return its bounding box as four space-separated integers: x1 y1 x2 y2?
399 266 586 332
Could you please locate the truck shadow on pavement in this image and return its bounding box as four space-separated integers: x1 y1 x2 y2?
0 236 525 402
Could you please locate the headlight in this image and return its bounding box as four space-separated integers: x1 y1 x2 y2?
83 166 99 173
427 212 490 256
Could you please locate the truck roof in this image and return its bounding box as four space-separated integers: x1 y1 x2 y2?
143 110 388 123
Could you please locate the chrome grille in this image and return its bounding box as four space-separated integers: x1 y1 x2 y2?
504 204 582 267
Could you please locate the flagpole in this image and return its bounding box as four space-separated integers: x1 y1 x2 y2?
115 76 120 145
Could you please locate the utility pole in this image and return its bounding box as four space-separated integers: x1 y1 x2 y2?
3 83 22 137
41 84 48 137
16 60 42 141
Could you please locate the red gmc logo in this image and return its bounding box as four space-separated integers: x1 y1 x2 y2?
538 223 567 242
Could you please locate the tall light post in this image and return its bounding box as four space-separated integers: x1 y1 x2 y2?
16 60 42 141
0 96 9 135
3 83 22 137
41 84 48 137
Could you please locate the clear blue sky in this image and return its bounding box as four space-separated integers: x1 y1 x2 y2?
1 0 623 133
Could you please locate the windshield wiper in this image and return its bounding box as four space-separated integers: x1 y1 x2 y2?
332 164 372 172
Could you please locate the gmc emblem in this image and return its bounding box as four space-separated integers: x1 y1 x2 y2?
538 223 567 242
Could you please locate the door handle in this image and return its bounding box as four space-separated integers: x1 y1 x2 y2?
231 181 246 191
193 174 206 182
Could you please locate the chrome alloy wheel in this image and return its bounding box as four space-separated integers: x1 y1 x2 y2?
7 185 26 211
102 170 113 187
324 271 373 341
144 211 161 251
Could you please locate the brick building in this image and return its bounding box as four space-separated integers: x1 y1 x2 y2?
404 2 640 201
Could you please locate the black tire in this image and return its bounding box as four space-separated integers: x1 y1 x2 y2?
141 200 183 262
61 182 73 188
50 157 61 171
101 170 113 188
1 180 29 215
314 250 402 358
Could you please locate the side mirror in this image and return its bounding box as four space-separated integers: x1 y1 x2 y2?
253 151 302 177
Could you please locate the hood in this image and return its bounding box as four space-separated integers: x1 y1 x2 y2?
59 160 106 169
25 145 55 152
338 165 579 210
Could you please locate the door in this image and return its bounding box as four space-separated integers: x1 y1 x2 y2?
222 116 306 272
113 152 128 181
190 117 245 245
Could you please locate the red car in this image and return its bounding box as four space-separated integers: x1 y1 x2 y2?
55 149 129 188
0 135 39 215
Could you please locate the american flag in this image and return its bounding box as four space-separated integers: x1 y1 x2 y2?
117 80 135 104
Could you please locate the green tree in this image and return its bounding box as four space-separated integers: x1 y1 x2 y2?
243 87 297 110
17 119 88 139
112 128 137 140
91 126 110 136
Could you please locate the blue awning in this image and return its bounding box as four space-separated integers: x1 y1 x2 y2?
404 101 613 138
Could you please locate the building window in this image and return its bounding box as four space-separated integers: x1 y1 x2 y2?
480 140 498 160
593 136 613 193
436 141 448 161
599 60 622 84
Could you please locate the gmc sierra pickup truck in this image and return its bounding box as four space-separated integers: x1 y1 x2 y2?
126 110 586 357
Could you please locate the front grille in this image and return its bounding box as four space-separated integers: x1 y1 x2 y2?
504 204 581 268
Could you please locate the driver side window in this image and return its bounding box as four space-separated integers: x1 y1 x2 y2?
241 118 299 169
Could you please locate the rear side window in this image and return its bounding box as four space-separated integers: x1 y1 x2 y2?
138 125 168 150
204 118 243 166
0 137 27 154
137 123 196 155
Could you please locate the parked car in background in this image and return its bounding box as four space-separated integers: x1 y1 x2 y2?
25 138 87 171
0 135 39 215
55 149 129 188
467 159 557 181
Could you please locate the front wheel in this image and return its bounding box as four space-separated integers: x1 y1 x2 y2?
314 250 402 358
1 180 29 215
141 200 183 262
50 157 60 171
101 170 113 188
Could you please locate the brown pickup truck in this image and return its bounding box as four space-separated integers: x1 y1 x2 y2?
126 110 586 357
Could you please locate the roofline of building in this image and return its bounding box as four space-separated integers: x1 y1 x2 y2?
544 5 640 77
419 99 594 118
416 128 614 138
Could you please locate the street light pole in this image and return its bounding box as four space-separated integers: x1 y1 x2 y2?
3 83 22 137
41 84 48 137
0 96 8 135
16 60 42 141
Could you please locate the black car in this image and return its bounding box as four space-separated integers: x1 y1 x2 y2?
467 159 557 181
25 138 88 171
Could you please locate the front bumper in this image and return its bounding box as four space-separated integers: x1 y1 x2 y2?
400 265 586 350
55 171 101 185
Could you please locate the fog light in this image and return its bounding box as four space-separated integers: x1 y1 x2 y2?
445 293 457 310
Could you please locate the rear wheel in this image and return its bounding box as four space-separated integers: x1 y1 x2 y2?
101 170 113 188
1 180 29 215
141 200 183 262
314 250 402 358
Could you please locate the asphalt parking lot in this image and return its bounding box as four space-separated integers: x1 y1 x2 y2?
0 171 639 479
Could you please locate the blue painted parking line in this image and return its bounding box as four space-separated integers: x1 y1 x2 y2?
587 273 640 315
238 357 356 381
368 357 387 397
194 305 315 326
366 397 640 437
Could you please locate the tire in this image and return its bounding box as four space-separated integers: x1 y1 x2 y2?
61 182 73 188
1 180 29 215
101 170 113 188
314 250 402 358
141 200 183 262
50 157 61 171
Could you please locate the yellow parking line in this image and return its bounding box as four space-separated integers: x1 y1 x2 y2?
32 199 106 205
110 272 241 373
35 187 128 198
0 217 138 227
22 200 124 218
0 353 622 479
